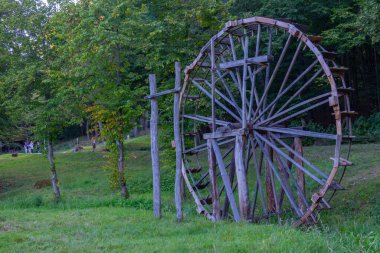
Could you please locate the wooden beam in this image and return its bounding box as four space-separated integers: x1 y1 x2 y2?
211 139 241 222
235 135 251 220
144 88 180 99
149 74 161 218
203 128 248 139
294 137 306 212
219 55 273 69
265 144 276 212
174 62 183 222
207 140 221 221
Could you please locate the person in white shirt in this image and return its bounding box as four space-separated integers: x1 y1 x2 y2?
29 141 34 154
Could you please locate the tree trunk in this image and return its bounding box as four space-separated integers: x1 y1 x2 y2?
48 139 60 201
117 139 128 198
86 119 90 141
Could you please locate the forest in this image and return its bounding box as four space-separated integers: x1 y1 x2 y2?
0 0 379 252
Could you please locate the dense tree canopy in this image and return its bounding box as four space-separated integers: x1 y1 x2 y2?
1 0 379 196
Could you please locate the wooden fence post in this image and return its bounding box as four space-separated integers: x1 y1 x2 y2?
174 62 183 222
149 74 161 218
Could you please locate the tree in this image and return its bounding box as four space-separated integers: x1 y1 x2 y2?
68 0 145 198
0 0 82 200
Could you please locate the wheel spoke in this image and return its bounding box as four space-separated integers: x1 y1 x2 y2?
254 131 326 185
255 66 322 122
191 79 242 122
249 136 267 219
253 33 292 120
201 79 242 115
258 92 331 127
272 68 324 117
183 114 230 126
256 126 337 140
268 132 329 179
211 139 241 221
255 134 303 217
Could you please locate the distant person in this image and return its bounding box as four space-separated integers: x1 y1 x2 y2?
92 137 96 152
36 141 40 153
29 141 34 154
24 142 28 154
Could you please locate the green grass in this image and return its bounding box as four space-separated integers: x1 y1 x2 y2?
0 136 379 252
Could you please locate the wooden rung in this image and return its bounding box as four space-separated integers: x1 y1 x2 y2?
186 167 202 174
330 157 353 166
308 35 323 44
337 87 355 94
196 62 211 68
200 196 213 205
339 157 353 166
184 150 198 155
277 18 308 32
331 111 358 117
322 51 338 60
183 132 198 137
230 29 245 37
330 67 348 76
328 180 344 190
216 37 230 45
204 47 224 55
193 181 209 190
219 55 273 69
340 111 358 117
317 198 331 210
343 135 355 139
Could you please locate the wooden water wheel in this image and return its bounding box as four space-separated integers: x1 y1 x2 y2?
179 17 354 225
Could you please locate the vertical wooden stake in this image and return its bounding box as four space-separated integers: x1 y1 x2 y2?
207 139 221 221
294 137 306 212
149 74 161 218
174 62 183 222
235 135 250 220
265 145 276 212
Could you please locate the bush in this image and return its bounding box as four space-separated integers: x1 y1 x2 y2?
353 112 380 140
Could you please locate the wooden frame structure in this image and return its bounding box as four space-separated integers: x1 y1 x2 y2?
147 16 354 226
179 17 354 225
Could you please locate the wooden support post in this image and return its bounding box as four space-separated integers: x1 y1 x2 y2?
149 74 161 218
207 139 221 221
294 137 306 211
174 62 183 222
265 145 276 212
235 135 250 220
222 152 235 219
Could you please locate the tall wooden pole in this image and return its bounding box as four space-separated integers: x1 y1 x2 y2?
207 139 220 221
294 137 306 212
174 62 183 221
149 74 161 218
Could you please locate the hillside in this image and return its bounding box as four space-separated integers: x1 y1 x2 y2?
0 137 379 252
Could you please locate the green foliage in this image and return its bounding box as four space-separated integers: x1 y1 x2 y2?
353 112 380 139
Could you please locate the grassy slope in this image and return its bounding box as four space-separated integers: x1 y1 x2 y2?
0 137 379 252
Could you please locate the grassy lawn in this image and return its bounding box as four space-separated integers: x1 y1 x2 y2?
0 137 379 252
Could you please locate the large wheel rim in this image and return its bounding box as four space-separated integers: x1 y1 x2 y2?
180 17 353 225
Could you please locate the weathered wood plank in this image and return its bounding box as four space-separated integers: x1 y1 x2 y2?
150 74 161 218
207 140 221 221
211 139 241 222
294 137 306 212
219 55 273 69
235 135 251 220
145 88 180 99
265 144 276 212
174 62 183 222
